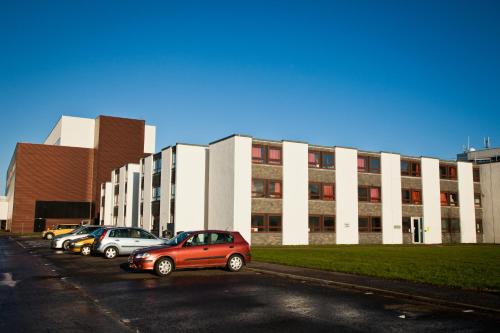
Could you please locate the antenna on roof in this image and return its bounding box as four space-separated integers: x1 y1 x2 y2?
484 137 491 149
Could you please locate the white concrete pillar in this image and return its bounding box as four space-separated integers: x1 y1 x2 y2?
381 153 403 244
335 147 359 244
421 157 442 244
282 141 309 245
458 162 476 243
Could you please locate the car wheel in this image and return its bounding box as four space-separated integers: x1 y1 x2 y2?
155 258 173 277
227 254 244 272
45 233 54 240
104 246 118 259
81 245 91 256
62 240 70 250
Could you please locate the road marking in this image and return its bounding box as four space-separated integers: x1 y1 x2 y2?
398 314 406 319
0 273 18 287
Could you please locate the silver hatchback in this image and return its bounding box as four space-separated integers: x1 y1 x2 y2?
93 227 166 259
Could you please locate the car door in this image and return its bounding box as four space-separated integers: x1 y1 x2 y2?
207 232 234 266
109 228 133 254
176 233 211 268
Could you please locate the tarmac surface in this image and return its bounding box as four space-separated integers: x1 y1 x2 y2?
1 236 499 332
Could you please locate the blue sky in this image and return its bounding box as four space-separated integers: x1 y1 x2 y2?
1 0 500 193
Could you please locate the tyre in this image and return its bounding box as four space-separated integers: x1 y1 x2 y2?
45 233 54 240
62 240 70 250
104 246 118 259
155 258 174 277
227 254 244 272
81 245 91 256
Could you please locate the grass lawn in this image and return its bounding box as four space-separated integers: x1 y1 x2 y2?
252 244 500 292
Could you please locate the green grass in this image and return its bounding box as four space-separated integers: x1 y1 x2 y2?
252 244 500 292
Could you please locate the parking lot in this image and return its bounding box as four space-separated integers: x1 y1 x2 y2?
1 236 499 332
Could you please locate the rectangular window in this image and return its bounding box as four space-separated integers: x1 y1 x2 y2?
153 157 162 174
358 216 382 232
358 155 381 173
309 183 321 200
358 186 381 203
401 160 421 177
476 219 483 234
474 193 481 208
308 215 335 233
309 182 334 200
308 150 335 169
473 168 480 182
252 179 282 199
402 217 411 233
251 214 282 232
440 192 459 206
152 187 161 201
402 189 422 204
440 164 458 180
252 144 282 165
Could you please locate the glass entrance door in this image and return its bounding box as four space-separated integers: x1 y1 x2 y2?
412 217 423 243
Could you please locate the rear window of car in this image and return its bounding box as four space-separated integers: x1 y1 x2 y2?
209 233 233 244
109 229 130 238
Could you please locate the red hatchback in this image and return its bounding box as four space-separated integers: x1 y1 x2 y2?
129 230 251 276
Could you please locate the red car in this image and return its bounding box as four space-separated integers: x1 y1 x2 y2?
129 230 251 276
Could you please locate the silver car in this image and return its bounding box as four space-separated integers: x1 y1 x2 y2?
51 225 103 250
93 227 166 259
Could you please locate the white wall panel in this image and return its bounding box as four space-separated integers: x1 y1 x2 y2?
335 147 359 244
144 125 156 154
381 153 403 244
422 158 442 244
282 141 309 245
458 162 476 243
142 155 154 232
159 148 172 236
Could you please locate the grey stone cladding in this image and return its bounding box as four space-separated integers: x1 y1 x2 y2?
309 200 335 215
251 233 282 246
474 183 481 193
252 198 282 214
309 169 335 183
402 205 423 217
442 232 461 244
440 180 458 192
358 203 382 216
476 233 483 243
441 207 460 219
358 173 381 186
359 232 382 244
475 208 483 219
402 233 413 244
252 164 282 180
309 233 336 245
401 177 422 189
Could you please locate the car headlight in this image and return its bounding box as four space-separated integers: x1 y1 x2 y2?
135 252 150 259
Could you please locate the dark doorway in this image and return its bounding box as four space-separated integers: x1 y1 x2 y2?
34 218 46 232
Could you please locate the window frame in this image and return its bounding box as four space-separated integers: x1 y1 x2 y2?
439 164 458 180
252 178 282 199
358 216 382 232
441 218 461 233
401 159 421 177
252 144 282 165
308 182 335 201
251 214 282 233
401 188 422 205
474 193 481 208
473 168 480 182
358 186 381 203
308 215 336 233
308 150 335 169
440 191 459 207
357 155 381 174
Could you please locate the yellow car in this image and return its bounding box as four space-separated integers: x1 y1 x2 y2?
42 224 80 240
68 227 108 256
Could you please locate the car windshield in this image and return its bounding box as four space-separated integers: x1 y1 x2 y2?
70 226 85 234
165 232 191 246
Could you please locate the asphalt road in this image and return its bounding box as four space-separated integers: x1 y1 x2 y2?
1 236 499 332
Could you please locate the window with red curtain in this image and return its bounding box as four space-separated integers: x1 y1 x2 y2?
449 166 457 179
370 187 381 202
252 145 264 163
411 190 422 204
268 147 282 164
440 192 448 206
357 157 367 172
269 181 282 198
322 184 334 200
309 151 320 167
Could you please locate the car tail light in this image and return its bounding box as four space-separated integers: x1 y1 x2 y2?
98 229 108 242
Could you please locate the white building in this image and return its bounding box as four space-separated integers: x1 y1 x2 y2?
138 144 209 237
0 196 8 230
